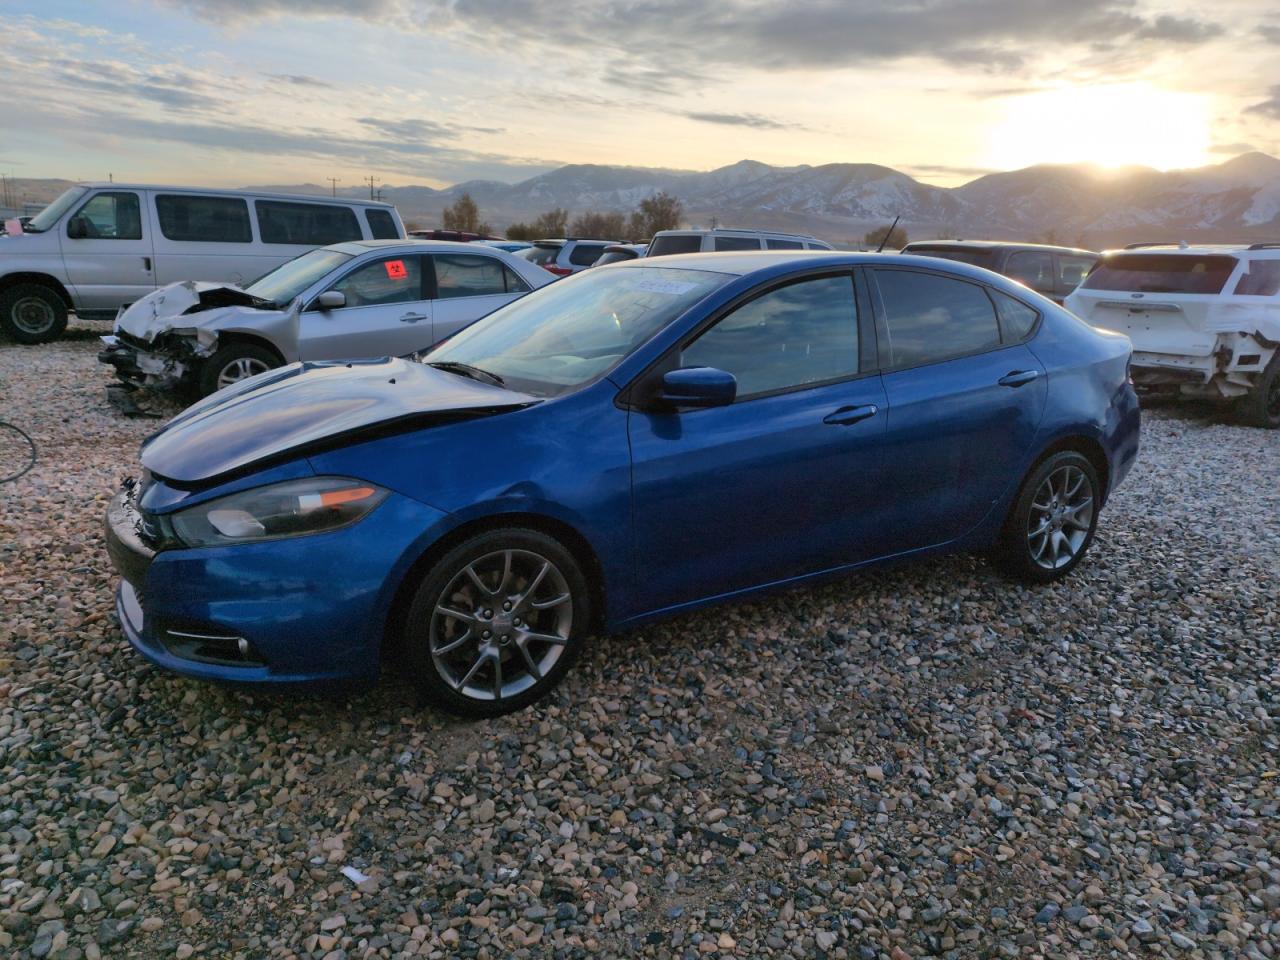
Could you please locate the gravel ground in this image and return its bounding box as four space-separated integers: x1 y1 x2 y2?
1 329 1277 960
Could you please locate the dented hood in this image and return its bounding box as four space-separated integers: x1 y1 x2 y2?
140 357 538 486
115 281 285 343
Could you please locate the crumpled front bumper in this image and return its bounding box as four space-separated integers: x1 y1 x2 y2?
98 334 190 390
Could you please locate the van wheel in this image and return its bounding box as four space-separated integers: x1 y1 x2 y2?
403 529 591 718
198 343 279 396
996 451 1100 583
0 284 68 344
1241 355 1280 429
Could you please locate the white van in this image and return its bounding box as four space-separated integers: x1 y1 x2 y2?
0 184 405 343
646 228 833 257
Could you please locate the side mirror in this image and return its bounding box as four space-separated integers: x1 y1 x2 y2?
315 290 346 311
66 216 88 239
659 366 736 408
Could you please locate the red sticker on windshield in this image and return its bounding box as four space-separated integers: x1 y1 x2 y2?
385 259 407 280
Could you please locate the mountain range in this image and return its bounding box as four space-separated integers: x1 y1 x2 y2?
10 152 1280 249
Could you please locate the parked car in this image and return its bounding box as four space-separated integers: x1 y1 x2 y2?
646 228 833 256
900 240 1097 304
478 240 533 254
0 184 404 343
516 239 618 275
1066 241 1280 427
105 251 1138 716
593 243 647 265
408 229 500 242
99 240 549 396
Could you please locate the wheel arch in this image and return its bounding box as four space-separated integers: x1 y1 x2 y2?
0 272 74 310
210 331 287 364
1027 434 1111 506
381 510 608 662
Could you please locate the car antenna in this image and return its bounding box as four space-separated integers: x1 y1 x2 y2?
876 215 900 253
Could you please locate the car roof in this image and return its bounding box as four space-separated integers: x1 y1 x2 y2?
654 228 820 241
616 249 1023 284
74 182 396 208
1100 243 1280 258
326 239 514 255
905 240 1096 256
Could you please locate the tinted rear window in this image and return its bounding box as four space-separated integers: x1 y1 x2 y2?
256 200 362 245
648 234 703 257
156 194 252 243
365 208 400 240
568 243 607 266
1082 254 1237 294
766 238 804 250
905 246 996 268
713 236 762 252
519 244 562 266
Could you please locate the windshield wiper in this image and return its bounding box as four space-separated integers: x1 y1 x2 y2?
428 361 505 387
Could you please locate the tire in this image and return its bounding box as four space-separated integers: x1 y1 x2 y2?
996 450 1101 584
197 342 280 397
0 284 68 344
404 529 591 718
1240 354 1280 429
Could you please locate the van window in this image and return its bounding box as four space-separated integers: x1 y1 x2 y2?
871 269 1001 368
71 192 142 240
766 238 804 249
365 208 400 240
1233 260 1280 296
1082 254 1236 294
713 236 761 252
1005 251 1055 292
156 195 252 243
256 200 362 245
647 234 702 257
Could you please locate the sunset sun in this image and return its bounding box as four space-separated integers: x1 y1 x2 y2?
988 83 1212 172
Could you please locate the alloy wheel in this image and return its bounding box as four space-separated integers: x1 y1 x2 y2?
1026 464 1094 570
11 296 56 336
429 549 573 702
215 357 270 389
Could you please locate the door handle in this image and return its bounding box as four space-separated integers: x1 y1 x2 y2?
399 313 427 323
142 256 152 272
823 403 878 425
998 369 1039 388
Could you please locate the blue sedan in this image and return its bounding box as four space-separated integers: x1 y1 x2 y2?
106 252 1140 716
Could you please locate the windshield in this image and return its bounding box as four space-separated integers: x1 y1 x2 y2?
24 187 89 233
425 266 728 397
905 246 996 268
246 248 353 305
1082 254 1237 294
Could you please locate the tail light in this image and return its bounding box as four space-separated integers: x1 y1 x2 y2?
544 264 573 276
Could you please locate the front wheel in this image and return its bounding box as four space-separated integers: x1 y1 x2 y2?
997 451 1100 583
404 529 591 718
198 342 280 396
1241 355 1280 429
0 284 68 344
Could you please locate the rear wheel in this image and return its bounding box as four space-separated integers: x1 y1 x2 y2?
997 451 1100 583
198 342 279 396
404 529 591 718
1241 355 1280 429
0 284 68 344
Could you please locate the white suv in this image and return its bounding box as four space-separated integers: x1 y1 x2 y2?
1065 242 1280 428
516 239 618 276
646 228 833 256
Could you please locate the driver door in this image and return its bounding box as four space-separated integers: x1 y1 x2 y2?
60 189 156 313
300 254 434 360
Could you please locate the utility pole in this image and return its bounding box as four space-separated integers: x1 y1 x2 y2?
326 176 340 197
108 172 113 183
364 175 376 200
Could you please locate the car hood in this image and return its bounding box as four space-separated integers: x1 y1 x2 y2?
116 281 286 343
140 357 539 486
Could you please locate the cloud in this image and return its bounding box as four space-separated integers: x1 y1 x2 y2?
683 111 794 130
1258 24 1280 44
1246 85 1280 121
907 163 999 177
263 73 334 89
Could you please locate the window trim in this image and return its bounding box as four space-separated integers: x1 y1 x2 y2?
867 266 1035 374
426 253 517 301
618 267 873 411
307 253 426 311
68 190 144 241
154 193 253 244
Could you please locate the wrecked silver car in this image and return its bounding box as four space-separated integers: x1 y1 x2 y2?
99 239 551 397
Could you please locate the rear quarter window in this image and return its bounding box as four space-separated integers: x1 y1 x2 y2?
1083 254 1237 294
568 244 607 266
365 208 401 240
647 234 703 257
1233 260 1280 296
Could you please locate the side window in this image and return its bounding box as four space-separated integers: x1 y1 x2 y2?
1058 255 1096 291
681 275 859 399
990 289 1039 341
328 256 422 308
766 238 804 250
1233 260 1280 296
156 195 252 243
713 236 762 252
365 208 400 240
1004 251 1055 292
256 201 361 245
503 265 531 294
70 192 142 240
568 244 606 266
433 255 508 299
872 269 1002 368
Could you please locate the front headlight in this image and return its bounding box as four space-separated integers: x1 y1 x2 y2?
167 477 388 547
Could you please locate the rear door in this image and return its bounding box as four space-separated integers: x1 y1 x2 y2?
299 254 433 360
429 253 532 343
60 189 155 312
869 267 1047 552
150 193 263 288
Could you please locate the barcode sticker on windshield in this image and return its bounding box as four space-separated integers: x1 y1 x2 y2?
632 278 699 296
385 259 408 280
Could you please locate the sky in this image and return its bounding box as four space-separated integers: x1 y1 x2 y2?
3 0 1280 190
